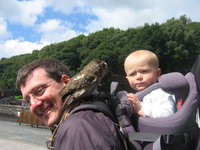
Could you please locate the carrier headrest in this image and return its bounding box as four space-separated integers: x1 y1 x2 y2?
159 72 189 100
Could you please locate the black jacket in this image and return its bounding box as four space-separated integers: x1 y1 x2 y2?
54 109 123 150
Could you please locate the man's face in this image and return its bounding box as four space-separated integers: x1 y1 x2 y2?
20 67 69 127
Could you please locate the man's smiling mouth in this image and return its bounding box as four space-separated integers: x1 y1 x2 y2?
39 106 52 117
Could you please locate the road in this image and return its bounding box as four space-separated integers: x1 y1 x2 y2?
0 117 51 150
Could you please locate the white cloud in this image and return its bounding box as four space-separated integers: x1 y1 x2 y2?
84 0 152 11
152 0 200 22
0 0 200 59
85 7 160 32
45 0 158 33
0 17 12 40
37 19 79 45
0 0 46 26
0 39 44 59
83 0 200 32
47 0 86 14
44 0 160 33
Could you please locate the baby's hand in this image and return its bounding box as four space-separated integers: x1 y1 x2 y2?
127 93 144 117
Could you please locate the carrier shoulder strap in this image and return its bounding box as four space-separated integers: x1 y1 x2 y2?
70 82 119 119
191 55 200 122
70 101 117 123
70 101 135 150
110 82 119 97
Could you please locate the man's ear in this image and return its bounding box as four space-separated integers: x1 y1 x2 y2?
61 75 70 84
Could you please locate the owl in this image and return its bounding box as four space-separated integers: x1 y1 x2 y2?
59 59 108 107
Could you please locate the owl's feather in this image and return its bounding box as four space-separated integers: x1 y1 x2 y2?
59 59 108 107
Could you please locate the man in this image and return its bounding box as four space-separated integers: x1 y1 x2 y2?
16 58 124 150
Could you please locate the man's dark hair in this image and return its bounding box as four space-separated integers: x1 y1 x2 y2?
16 58 70 89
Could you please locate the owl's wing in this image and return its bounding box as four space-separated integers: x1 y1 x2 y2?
59 73 97 99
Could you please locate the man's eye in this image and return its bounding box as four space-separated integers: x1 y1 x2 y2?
23 97 31 106
33 86 45 97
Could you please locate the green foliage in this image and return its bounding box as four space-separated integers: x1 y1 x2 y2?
14 95 22 100
0 15 200 95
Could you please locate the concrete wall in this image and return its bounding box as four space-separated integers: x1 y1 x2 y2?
0 104 26 119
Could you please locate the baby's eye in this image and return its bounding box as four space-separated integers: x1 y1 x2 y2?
141 70 149 74
129 72 136 77
142 70 147 73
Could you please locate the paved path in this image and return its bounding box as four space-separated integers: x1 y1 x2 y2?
0 117 51 150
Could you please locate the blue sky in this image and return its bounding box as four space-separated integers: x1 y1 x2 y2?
0 0 200 59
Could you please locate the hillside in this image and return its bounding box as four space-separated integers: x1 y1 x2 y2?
0 15 200 96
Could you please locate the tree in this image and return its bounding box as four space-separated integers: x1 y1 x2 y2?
0 15 200 95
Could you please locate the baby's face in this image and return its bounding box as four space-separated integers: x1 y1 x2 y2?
125 58 160 91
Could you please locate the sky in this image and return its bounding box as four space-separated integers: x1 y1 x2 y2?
0 0 200 59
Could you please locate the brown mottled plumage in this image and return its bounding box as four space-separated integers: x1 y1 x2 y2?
59 59 108 107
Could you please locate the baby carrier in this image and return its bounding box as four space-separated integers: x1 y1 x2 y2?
57 56 200 150
114 56 200 150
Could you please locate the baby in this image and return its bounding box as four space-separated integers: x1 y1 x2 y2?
124 50 176 118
